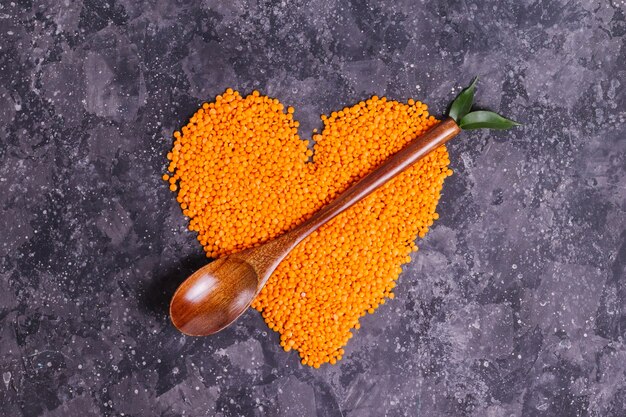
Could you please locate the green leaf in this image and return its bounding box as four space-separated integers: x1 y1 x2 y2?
458 111 521 130
448 77 478 122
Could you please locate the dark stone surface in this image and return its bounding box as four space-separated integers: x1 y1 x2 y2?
1 0 625 416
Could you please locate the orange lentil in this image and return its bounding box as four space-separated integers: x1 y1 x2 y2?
164 89 451 367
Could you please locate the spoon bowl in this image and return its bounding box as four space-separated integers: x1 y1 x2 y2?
169 256 259 336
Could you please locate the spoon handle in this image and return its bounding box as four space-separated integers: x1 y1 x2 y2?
253 117 460 279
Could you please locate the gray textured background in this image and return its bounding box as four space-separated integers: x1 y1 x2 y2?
1 0 625 416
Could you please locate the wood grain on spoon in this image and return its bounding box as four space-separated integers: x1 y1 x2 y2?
170 117 461 336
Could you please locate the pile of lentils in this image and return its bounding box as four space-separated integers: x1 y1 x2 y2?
164 89 452 368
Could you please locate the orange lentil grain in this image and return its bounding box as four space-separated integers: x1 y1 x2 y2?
164 89 451 367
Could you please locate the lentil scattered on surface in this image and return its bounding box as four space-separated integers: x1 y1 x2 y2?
165 89 452 367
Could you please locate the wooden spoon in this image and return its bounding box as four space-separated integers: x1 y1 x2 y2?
170 118 461 336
